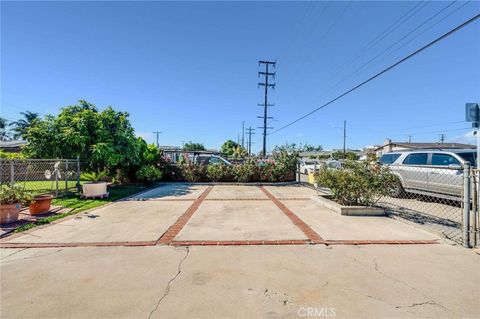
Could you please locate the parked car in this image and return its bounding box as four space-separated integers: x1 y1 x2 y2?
299 159 319 174
193 154 232 166
379 149 476 200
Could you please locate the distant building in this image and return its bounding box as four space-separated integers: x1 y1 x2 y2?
0 140 27 153
375 139 475 157
158 145 220 163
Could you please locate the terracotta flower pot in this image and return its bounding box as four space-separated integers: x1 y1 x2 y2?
0 203 21 224
29 195 54 215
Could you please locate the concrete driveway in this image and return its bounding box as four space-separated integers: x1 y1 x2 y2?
1 184 479 318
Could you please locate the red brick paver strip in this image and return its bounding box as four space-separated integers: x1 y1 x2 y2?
156 186 214 245
170 240 311 246
258 186 325 244
325 239 440 245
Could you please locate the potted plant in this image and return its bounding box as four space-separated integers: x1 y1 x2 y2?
0 184 33 224
80 171 109 199
29 194 54 215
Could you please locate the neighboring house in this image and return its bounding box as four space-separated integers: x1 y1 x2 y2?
375 139 475 157
0 140 27 153
159 145 220 163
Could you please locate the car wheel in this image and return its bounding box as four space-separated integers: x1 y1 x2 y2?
389 178 405 198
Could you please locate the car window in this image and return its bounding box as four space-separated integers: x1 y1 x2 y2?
380 154 401 165
431 153 460 166
457 152 476 167
403 153 428 165
210 157 220 164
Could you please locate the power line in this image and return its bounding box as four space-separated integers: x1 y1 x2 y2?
360 0 472 77
333 1 457 89
330 1 429 80
269 13 480 135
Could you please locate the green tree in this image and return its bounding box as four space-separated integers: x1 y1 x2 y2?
331 150 359 160
0 117 9 141
183 141 206 151
23 100 142 172
10 111 39 139
221 139 247 157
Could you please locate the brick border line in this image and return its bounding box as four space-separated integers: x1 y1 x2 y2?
171 240 310 246
0 241 157 248
325 240 439 245
258 186 325 244
0 239 439 249
156 186 214 245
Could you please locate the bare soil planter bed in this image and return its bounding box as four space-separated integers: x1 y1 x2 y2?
313 194 385 216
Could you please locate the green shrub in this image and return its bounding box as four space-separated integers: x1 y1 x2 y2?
181 163 206 182
206 164 228 182
314 161 396 206
232 158 257 183
80 171 108 182
0 184 34 206
136 165 163 185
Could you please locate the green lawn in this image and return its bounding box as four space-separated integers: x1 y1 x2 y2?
15 184 147 233
14 180 86 195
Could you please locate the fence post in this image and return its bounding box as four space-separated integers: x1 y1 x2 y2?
65 160 69 192
463 163 471 248
10 161 14 186
76 156 81 192
297 160 301 183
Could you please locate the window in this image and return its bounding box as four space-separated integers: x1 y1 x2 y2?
403 153 428 165
431 154 460 166
380 154 401 165
457 152 476 167
210 157 221 164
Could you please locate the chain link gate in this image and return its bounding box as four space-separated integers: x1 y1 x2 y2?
0 158 82 210
297 158 479 248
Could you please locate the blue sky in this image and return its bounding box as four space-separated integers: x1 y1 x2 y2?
1 1 479 152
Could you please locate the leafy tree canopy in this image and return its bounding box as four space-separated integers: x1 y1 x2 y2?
10 111 39 140
221 139 246 157
183 141 206 151
23 100 142 171
331 150 359 160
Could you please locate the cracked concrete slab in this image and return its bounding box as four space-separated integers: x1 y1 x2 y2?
175 200 307 241
1 244 478 318
284 200 439 241
5 201 193 243
128 184 208 200
206 185 268 199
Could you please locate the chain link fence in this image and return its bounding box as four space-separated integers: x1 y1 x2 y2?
1 158 83 211
297 159 479 248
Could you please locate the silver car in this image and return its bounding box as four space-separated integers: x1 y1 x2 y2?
380 149 476 200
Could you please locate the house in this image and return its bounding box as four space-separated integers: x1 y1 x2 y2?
0 140 27 153
375 139 475 157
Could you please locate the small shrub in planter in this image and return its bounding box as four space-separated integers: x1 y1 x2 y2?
136 165 163 185
314 160 396 206
80 171 109 198
181 163 206 182
206 163 228 182
0 184 34 224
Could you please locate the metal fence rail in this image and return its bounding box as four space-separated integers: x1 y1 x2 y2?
297 159 479 248
0 158 83 210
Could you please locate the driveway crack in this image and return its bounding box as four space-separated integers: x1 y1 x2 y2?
147 247 190 319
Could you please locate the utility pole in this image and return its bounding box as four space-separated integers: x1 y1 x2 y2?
408 135 412 143
258 60 276 157
241 121 245 148
343 120 347 156
246 126 255 156
153 131 162 148
439 133 446 143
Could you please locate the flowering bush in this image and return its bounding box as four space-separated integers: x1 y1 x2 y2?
181 163 206 182
206 163 229 182
314 160 396 206
232 158 257 182
136 165 163 185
